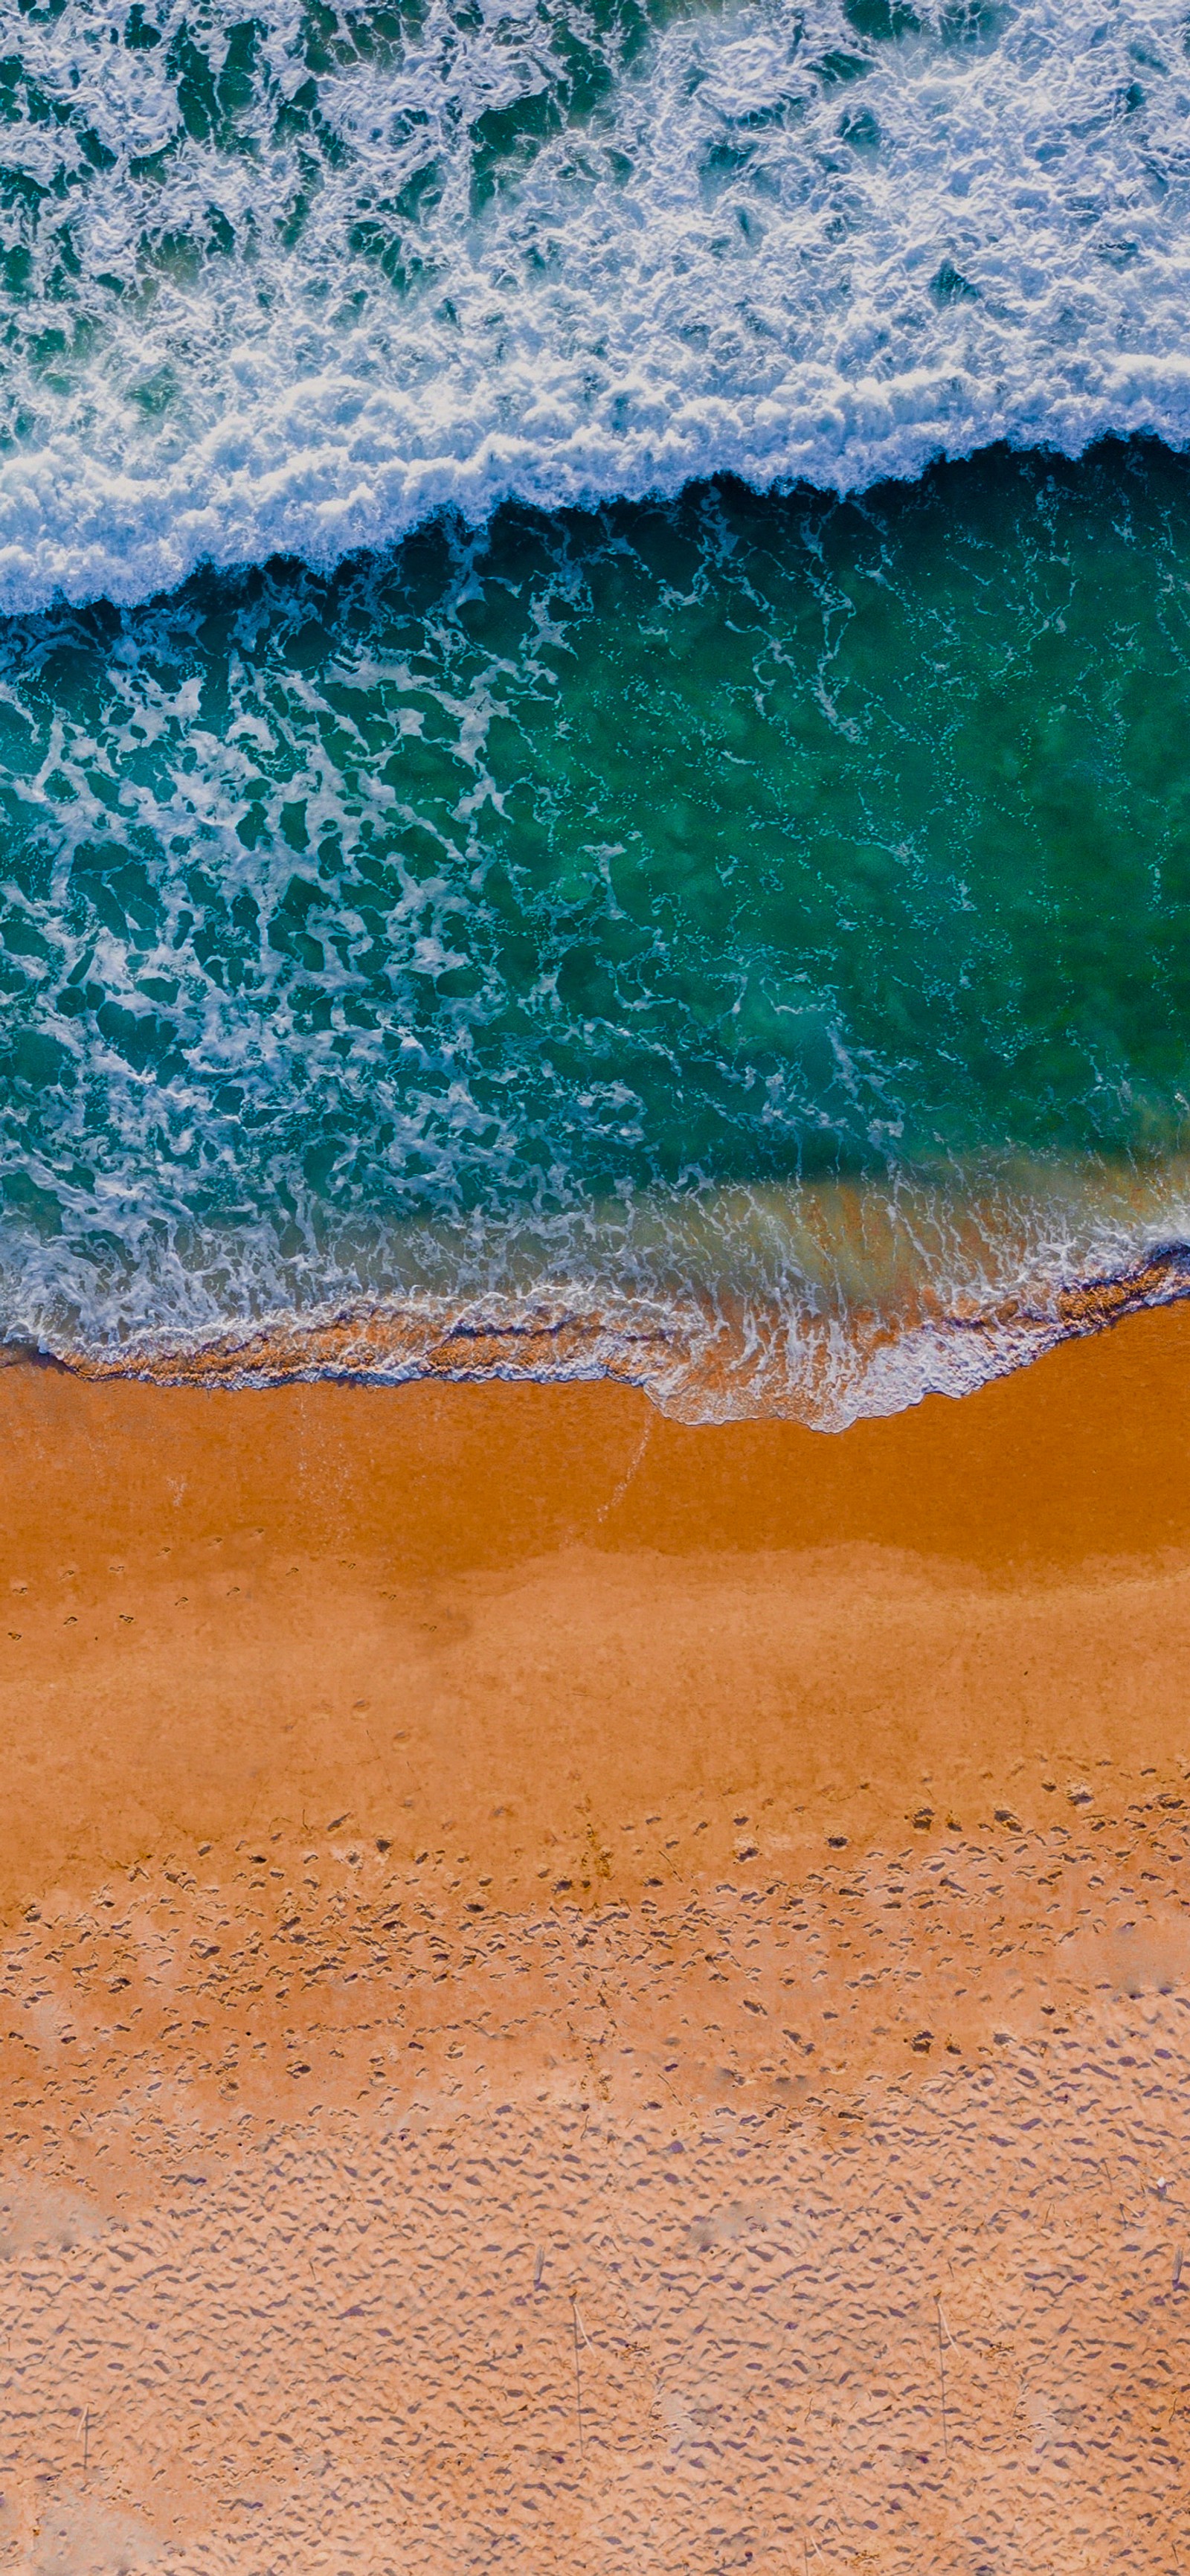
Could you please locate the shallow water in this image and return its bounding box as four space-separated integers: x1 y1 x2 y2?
1 442 1190 1415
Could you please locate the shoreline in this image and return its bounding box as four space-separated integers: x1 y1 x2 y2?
1 1293 1189 1909
8 1210 1190 1431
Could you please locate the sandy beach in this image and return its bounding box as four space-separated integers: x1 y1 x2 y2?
1 1311 1189 2569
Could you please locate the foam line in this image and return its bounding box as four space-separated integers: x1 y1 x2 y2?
3 0 1190 608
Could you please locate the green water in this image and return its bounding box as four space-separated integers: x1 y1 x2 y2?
2 436 1190 1412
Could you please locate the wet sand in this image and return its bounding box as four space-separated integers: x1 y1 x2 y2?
1 1311 1189 2569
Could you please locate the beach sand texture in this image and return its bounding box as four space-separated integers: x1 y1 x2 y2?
1 1307 1189 2570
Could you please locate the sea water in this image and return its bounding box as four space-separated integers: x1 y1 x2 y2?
3 0 1190 1421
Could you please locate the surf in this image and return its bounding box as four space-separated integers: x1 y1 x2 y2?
2 442 1190 1419
4 1 1190 608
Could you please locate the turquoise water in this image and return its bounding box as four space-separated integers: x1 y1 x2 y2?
3 437 1190 1416
4 2 1190 1419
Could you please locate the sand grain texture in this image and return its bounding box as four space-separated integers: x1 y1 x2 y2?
0 1311 1189 2569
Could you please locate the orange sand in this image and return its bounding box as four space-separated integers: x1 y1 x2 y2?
1 1311 1189 2569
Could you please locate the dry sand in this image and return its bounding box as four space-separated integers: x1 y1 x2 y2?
1 1308 1189 2570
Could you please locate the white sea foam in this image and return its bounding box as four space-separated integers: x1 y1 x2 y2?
6 1160 1190 1428
2 0 1190 609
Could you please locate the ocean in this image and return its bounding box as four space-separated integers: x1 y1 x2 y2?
3 0 1190 1421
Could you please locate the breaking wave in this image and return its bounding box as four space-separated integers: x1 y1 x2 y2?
4 1 1190 607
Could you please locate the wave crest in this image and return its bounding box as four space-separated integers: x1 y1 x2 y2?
3 0 1190 607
